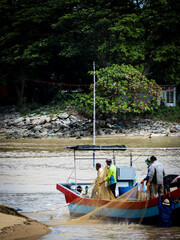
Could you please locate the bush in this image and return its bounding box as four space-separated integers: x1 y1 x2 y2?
74 64 161 117
149 105 180 122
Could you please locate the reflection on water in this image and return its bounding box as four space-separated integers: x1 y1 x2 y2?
0 136 180 239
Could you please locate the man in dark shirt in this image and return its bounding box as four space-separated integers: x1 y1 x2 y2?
164 174 180 193
158 192 175 227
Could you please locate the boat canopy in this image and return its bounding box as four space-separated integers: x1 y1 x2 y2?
66 145 126 151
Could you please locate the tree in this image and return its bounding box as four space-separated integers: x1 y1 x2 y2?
0 0 61 105
75 64 161 116
0 0 179 106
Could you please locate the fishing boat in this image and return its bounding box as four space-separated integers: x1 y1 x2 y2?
56 145 180 225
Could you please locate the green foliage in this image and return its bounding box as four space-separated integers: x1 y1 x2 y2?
74 64 161 116
150 105 180 122
0 0 179 106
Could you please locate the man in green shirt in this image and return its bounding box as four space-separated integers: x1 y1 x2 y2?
99 158 117 197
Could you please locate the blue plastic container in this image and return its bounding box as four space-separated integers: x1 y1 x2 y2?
119 186 134 196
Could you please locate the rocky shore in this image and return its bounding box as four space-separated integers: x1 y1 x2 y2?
0 106 180 139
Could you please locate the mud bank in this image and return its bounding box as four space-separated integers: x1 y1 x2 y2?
0 205 50 240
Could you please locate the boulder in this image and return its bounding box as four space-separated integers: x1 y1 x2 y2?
34 125 42 132
51 116 58 121
170 127 178 133
45 117 51 123
56 133 63 138
39 118 47 125
69 115 77 120
14 117 24 124
59 123 70 129
32 119 40 125
63 119 71 125
25 118 31 125
58 113 69 119
53 127 60 133
41 132 48 138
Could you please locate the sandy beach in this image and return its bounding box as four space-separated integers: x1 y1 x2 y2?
0 205 50 240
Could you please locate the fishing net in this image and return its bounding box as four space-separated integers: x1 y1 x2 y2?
91 166 115 200
64 167 149 225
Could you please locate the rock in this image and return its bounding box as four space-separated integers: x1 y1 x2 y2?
107 123 113 128
44 122 51 128
17 121 25 126
59 123 69 129
63 132 71 138
170 127 178 133
34 126 42 132
55 119 62 125
25 118 31 125
45 117 51 123
104 129 111 134
70 120 78 126
56 133 63 138
53 127 60 133
97 129 104 135
39 128 46 133
63 119 70 125
51 116 58 121
7 120 14 126
14 117 24 124
45 123 52 130
41 132 48 137
70 131 80 137
27 125 34 130
69 115 77 120
39 118 46 125
32 119 40 125
58 113 69 119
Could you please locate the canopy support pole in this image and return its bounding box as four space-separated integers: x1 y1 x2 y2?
93 61 96 167
74 149 77 187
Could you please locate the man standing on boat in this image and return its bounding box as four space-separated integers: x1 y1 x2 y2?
96 163 103 177
141 157 152 199
148 156 165 198
99 158 117 198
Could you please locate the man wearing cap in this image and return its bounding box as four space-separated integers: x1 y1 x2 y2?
148 156 165 199
141 157 152 183
158 192 175 227
99 159 117 198
141 158 152 199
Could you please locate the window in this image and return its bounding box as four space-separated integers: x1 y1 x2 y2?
166 91 174 103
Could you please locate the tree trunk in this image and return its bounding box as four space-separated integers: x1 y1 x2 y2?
142 60 153 77
16 80 24 106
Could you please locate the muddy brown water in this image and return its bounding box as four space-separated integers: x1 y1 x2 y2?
0 136 180 239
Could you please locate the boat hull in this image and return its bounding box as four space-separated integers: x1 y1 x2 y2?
56 183 180 226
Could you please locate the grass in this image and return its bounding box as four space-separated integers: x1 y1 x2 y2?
149 105 180 122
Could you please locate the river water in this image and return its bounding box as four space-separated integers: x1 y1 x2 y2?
0 136 180 239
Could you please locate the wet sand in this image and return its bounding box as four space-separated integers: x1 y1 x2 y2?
0 206 50 240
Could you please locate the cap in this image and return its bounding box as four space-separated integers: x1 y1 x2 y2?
163 198 170 206
106 158 112 163
145 158 151 165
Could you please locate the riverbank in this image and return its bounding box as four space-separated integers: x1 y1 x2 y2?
0 106 180 139
0 206 50 240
